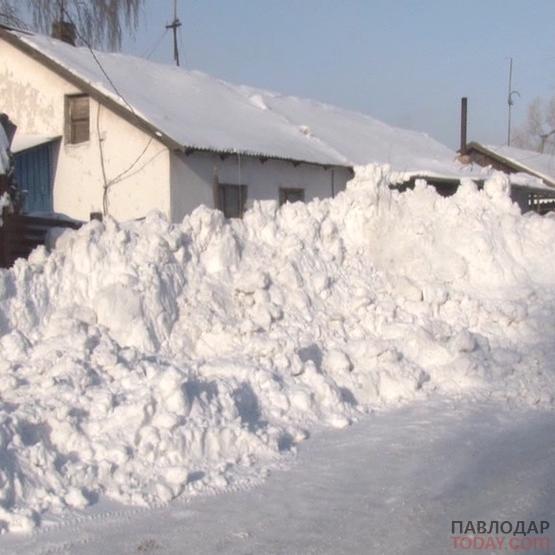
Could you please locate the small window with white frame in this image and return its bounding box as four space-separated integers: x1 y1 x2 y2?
65 94 90 144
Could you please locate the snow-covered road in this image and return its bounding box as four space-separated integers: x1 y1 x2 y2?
2 399 553 555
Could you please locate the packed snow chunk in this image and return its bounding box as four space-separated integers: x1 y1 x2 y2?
484 171 511 201
0 164 554 532
94 283 148 348
64 488 90 509
248 93 268 111
323 349 353 374
449 330 477 354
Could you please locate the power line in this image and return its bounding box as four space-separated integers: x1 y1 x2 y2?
62 7 136 115
166 0 182 66
143 28 168 59
61 7 157 216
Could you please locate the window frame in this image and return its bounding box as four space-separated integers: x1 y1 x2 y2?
217 183 248 218
279 187 305 206
65 94 90 145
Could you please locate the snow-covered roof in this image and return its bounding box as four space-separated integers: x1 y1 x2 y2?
468 142 555 188
1 28 476 178
11 133 60 153
508 172 555 193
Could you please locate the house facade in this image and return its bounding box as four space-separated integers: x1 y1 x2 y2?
1 25 485 223
2 33 171 219
0 27 355 222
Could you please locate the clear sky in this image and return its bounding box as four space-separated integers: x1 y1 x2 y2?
122 0 555 150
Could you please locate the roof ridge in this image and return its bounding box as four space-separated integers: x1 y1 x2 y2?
224 82 351 165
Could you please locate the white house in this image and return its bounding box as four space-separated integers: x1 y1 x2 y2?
0 24 484 222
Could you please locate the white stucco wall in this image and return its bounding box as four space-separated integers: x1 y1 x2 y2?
170 150 352 223
0 38 171 221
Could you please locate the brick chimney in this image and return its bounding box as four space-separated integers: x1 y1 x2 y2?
51 20 76 45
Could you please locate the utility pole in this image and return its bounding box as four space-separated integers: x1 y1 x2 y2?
166 0 182 67
507 57 520 146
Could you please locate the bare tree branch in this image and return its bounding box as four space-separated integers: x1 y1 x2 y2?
0 0 144 50
513 96 555 155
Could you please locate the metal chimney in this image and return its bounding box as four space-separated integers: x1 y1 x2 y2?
460 97 468 153
51 21 76 45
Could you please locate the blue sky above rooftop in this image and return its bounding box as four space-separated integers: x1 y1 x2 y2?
121 0 555 150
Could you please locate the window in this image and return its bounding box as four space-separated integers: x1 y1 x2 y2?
65 94 90 144
218 184 247 218
279 188 305 206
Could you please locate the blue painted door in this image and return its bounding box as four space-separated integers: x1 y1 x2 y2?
14 143 54 213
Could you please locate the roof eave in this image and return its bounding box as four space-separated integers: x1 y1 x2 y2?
178 144 351 169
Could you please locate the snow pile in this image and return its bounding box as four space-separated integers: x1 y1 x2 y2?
0 165 554 531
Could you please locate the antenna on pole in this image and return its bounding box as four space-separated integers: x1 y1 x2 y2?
166 0 182 67
507 57 520 146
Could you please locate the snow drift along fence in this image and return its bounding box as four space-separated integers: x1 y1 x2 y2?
0 214 81 268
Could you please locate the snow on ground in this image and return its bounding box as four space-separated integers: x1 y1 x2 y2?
0 165 554 533
0 400 553 554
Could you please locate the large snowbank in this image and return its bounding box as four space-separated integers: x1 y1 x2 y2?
0 165 554 532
